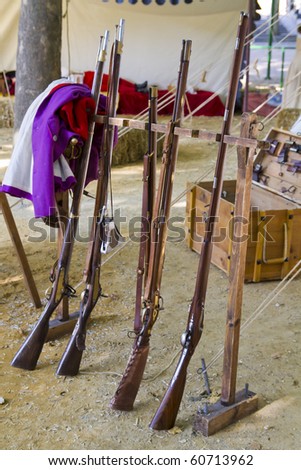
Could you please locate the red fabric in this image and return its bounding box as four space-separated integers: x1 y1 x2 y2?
48 82 73 94
83 72 135 93
83 71 225 116
247 92 276 117
83 71 95 90
59 97 96 140
186 90 225 117
117 89 225 116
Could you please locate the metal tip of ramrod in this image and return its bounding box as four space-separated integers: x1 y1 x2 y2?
103 30 109 50
183 39 192 60
117 18 125 43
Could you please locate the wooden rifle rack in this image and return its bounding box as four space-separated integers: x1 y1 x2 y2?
98 112 262 435
0 192 41 308
45 111 260 434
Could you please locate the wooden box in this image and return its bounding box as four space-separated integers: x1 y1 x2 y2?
186 128 301 282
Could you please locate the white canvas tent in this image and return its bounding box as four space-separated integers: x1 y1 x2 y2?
1 0 248 99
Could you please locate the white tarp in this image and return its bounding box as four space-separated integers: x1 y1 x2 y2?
282 18 301 109
0 0 248 97
0 0 20 72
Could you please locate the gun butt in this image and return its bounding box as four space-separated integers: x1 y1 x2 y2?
110 343 149 411
56 345 84 377
56 323 86 376
150 355 188 430
11 318 49 370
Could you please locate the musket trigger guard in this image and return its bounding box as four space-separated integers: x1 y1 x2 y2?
49 259 58 282
127 330 137 339
141 304 149 321
80 288 88 302
180 330 191 347
65 284 77 298
45 286 52 300
99 205 106 224
257 121 264 131
140 303 151 333
158 295 164 311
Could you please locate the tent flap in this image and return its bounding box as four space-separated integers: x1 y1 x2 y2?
1 0 248 98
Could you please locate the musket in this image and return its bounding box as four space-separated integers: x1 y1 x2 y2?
56 19 125 376
134 85 158 334
150 12 249 430
110 39 192 411
11 31 109 371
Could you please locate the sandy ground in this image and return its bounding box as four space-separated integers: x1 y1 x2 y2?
0 114 300 451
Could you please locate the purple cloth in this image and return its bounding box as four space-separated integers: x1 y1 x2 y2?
31 83 105 217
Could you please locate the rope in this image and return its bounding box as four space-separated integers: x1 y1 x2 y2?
71 162 216 294
63 0 71 77
204 260 301 374
117 10 293 138
0 71 15 119
2 71 11 99
142 349 181 383
183 23 300 123
71 77 301 301
136 260 301 385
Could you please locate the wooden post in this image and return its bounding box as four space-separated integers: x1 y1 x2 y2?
221 113 258 405
0 192 41 308
242 0 253 113
193 113 259 436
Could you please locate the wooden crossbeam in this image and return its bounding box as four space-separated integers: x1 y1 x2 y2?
50 112 260 342
94 115 261 149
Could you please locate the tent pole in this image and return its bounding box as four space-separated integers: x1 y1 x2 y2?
266 0 278 80
243 0 253 113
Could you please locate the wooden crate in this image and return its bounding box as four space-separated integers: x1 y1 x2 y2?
186 128 301 282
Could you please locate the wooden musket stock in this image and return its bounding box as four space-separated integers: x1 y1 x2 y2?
134 86 158 334
110 39 192 411
150 12 249 431
56 20 125 376
10 32 109 371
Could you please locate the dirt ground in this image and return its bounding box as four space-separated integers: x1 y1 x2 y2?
0 114 300 451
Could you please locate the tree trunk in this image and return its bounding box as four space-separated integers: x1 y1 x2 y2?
14 0 62 132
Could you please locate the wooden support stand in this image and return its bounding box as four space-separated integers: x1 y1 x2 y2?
193 113 260 436
0 192 41 308
46 311 80 342
193 388 258 437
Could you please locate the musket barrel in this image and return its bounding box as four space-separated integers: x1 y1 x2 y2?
118 18 125 43
56 21 125 376
110 39 191 411
11 32 109 371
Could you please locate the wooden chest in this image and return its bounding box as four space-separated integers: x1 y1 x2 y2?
186 128 301 282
